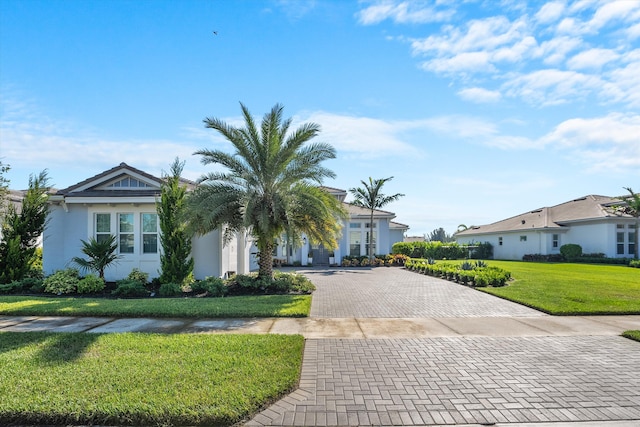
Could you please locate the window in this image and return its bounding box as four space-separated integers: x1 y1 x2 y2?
119 213 134 253
349 231 360 256
349 222 360 229
552 234 559 249
95 213 111 243
365 230 376 255
142 213 158 254
106 177 152 188
498 237 503 246
617 232 625 255
520 236 527 242
629 230 636 256
365 222 377 228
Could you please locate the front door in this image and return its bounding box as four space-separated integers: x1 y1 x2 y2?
311 244 331 266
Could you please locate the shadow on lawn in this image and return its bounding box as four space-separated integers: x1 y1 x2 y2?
0 331 99 364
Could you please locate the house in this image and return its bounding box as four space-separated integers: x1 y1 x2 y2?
455 195 637 260
272 187 409 265
44 163 251 281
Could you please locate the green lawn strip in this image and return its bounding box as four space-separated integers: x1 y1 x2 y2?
0 295 311 318
622 331 640 342
479 261 640 315
0 332 304 426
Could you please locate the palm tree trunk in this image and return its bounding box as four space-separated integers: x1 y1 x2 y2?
369 209 374 263
258 241 274 280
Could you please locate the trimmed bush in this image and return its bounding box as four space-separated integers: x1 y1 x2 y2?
77 274 105 294
191 277 227 297
560 243 582 259
392 241 492 260
111 280 149 297
43 269 80 295
405 258 511 288
158 282 182 297
127 268 149 284
630 259 640 268
272 272 316 294
0 281 24 294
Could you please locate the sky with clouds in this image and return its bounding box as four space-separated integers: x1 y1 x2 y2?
1 0 638 236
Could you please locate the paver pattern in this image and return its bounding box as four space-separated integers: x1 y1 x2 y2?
248 336 640 426
305 268 545 318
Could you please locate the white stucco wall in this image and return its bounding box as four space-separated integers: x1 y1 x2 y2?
43 203 88 276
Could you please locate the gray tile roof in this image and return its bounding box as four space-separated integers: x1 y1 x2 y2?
456 195 632 236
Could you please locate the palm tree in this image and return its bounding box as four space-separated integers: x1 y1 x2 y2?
186 103 346 280
71 235 121 279
349 177 404 262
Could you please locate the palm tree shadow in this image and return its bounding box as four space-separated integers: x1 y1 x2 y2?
1 332 99 365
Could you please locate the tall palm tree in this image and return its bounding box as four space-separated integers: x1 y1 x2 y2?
621 187 640 259
186 103 346 280
349 177 404 262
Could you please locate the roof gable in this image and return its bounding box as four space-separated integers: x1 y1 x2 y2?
56 163 163 196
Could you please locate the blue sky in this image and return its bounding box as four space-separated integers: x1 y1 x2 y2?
1 0 639 237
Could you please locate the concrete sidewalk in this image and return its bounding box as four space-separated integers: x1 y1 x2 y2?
1 314 639 337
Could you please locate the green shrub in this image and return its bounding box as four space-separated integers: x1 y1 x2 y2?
127 268 149 284
111 280 149 297
560 243 582 259
77 274 105 294
630 259 640 268
159 282 182 297
272 272 316 294
0 281 23 294
43 269 80 294
190 277 227 297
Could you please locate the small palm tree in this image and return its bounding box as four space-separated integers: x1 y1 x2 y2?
71 235 121 279
186 103 346 280
349 177 404 262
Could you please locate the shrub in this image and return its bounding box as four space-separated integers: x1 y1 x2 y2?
77 274 105 294
341 259 352 267
191 277 227 297
111 279 149 297
159 282 182 297
43 268 80 294
272 272 316 294
630 259 640 268
0 281 23 294
127 268 149 284
560 243 582 259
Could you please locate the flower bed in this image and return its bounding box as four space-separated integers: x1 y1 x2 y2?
404 258 511 287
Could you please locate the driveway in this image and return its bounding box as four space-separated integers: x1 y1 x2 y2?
247 267 640 426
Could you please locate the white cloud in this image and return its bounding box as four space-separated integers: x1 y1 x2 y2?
356 1 454 25
502 68 603 105
535 1 566 24
566 47 619 70
457 87 502 103
585 0 640 33
421 51 496 75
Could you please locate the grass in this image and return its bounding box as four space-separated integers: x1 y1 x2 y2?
479 261 640 315
623 330 640 342
0 331 304 426
0 294 311 318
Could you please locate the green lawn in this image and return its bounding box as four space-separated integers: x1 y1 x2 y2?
0 294 311 318
0 332 304 426
623 330 640 342
480 261 640 315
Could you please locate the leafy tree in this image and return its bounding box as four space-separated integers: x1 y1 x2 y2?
157 158 194 284
71 235 121 279
0 161 9 215
349 177 404 262
0 170 51 283
185 103 345 280
619 187 640 259
427 227 454 243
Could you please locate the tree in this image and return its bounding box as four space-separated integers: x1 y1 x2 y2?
349 177 404 262
158 158 194 284
71 235 121 279
619 187 640 259
427 227 454 243
185 103 346 280
0 161 10 216
0 170 51 283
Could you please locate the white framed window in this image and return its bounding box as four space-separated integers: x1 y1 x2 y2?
95 213 112 243
552 234 559 249
365 230 377 255
349 222 360 229
119 213 134 254
498 237 503 246
520 236 527 242
349 231 360 256
617 232 625 255
142 213 158 254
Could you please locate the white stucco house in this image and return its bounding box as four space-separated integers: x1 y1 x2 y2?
273 186 409 265
455 195 637 260
43 163 410 279
44 163 251 281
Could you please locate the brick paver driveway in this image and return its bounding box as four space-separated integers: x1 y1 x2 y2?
306 268 544 318
247 267 640 426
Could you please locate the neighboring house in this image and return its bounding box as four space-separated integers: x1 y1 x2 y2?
272 187 409 265
44 163 251 281
455 195 637 260
404 235 426 243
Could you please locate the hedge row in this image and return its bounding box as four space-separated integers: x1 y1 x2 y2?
392 241 493 260
404 259 511 287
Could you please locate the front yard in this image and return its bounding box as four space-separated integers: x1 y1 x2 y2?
0 332 304 426
479 261 640 315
